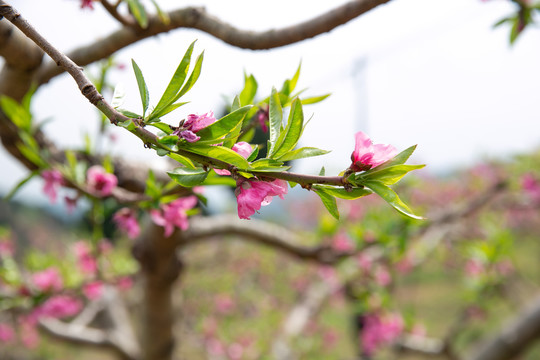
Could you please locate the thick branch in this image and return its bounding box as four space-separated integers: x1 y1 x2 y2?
36 0 390 84
182 214 356 264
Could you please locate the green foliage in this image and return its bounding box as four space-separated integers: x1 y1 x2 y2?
168 167 209 187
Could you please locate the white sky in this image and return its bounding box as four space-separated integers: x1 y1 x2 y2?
2 0 540 205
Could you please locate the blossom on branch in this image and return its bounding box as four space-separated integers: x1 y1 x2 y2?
350 131 397 172
42 169 64 203
174 111 216 143
113 208 140 239
87 166 117 197
80 0 94 10
151 196 198 236
73 241 97 275
235 178 288 220
360 312 404 355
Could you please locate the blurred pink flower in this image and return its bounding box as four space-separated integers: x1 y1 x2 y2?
323 329 339 349
151 196 198 237
206 337 226 356
87 166 117 197
39 295 82 318
64 195 78 213
80 0 94 9
214 294 235 315
257 107 269 133
174 111 216 143
361 312 403 355
73 241 97 275
331 232 355 252
350 131 397 172
32 268 63 293
19 319 39 348
0 239 14 258
235 178 288 219
521 173 540 202
228 343 244 360
356 252 372 272
215 142 252 175
374 266 392 287
83 281 104 300
42 169 64 203
117 276 133 291
0 323 14 343
465 259 484 277
113 208 140 239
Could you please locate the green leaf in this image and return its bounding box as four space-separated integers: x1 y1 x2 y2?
250 158 290 172
247 146 259 162
223 96 244 148
195 106 251 141
301 94 331 105
131 59 149 116
239 74 258 106
371 145 418 171
150 41 195 120
319 167 325 176
116 109 141 119
168 167 209 187
117 119 136 131
148 122 174 134
364 180 423 220
182 144 250 170
288 62 301 95
126 0 148 28
231 96 241 112
276 147 330 162
168 153 196 169
151 0 170 24
145 170 161 199
313 188 339 220
0 96 31 132
267 87 283 157
357 164 425 186
148 102 189 121
111 84 126 109
174 51 204 102
312 185 371 200
203 172 237 187
17 143 45 167
4 170 39 201
272 98 304 159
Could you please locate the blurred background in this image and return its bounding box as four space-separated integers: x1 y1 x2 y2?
2 0 540 359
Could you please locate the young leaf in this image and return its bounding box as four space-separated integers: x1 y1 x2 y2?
168 153 196 169
276 147 330 162
148 102 189 121
182 144 250 169
4 170 39 201
247 146 259 162
0 96 31 132
173 51 204 102
168 167 209 187
131 59 149 116
314 188 339 220
223 96 243 148
150 0 170 24
239 74 258 106
148 122 174 134
111 84 126 109
195 106 251 141
357 164 425 186
301 94 331 105
272 98 304 159
126 0 148 28
149 41 195 120
313 185 372 200
267 87 283 157
364 180 423 220
371 145 418 171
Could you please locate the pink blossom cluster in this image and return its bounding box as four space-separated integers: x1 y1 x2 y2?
173 112 216 143
350 131 397 172
521 173 540 202
151 196 198 236
73 241 98 275
32 268 63 293
42 169 64 203
235 178 288 220
360 312 404 355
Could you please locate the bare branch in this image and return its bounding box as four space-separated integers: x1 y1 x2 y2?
182 214 358 264
36 0 390 84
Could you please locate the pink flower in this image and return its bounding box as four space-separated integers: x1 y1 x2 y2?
361 312 403 355
235 178 288 220
214 294 235 315
465 259 484 277
83 281 104 300
32 268 63 293
151 196 198 237
0 239 14 258
350 131 397 172
228 343 244 360
39 295 83 318
331 232 355 252
113 208 140 239
174 111 216 143
257 106 269 133
374 266 392 287
0 323 15 343
19 319 39 348
42 169 64 203
87 166 117 197
215 142 252 176
64 195 78 213
521 173 540 202
80 0 94 9
117 276 133 291
73 241 97 275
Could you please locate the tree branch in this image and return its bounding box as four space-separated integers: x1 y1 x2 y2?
182 214 358 264
35 0 390 85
